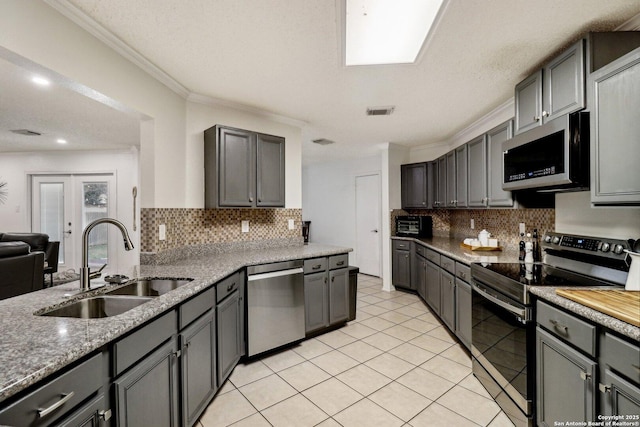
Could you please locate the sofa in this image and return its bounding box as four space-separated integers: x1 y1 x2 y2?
0 232 60 290
0 241 45 300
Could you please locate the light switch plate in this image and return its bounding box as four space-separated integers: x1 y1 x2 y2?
288 219 295 230
470 219 475 229
159 224 166 240
241 220 249 233
519 222 526 235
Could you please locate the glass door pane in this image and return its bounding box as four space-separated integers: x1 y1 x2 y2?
82 181 109 268
39 182 65 264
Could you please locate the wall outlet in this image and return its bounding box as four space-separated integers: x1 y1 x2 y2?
159 224 166 241
519 222 526 235
241 220 249 233
288 219 295 230
470 219 475 229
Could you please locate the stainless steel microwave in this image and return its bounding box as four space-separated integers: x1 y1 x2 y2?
502 111 589 192
395 216 432 238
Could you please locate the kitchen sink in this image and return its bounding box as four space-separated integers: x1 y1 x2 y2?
105 278 192 297
39 296 153 319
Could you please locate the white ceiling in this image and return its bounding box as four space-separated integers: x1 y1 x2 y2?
6 1 640 163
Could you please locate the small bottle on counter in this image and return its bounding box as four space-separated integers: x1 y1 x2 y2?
532 228 541 261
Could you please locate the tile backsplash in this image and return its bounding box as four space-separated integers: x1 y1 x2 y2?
393 208 555 248
140 208 303 254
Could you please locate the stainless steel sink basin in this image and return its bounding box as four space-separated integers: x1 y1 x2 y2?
39 296 152 319
105 279 192 297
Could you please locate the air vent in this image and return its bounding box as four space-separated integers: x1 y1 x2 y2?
366 106 395 116
312 138 335 145
10 129 41 136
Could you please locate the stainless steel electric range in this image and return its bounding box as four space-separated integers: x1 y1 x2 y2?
470 231 633 427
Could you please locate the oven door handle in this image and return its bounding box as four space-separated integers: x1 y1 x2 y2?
472 282 528 319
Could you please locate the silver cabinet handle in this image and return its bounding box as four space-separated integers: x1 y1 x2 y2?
336 261 345 266
38 392 75 418
542 110 549 117
580 371 591 381
227 282 236 292
549 319 568 333
598 383 611 393
99 409 112 421
249 196 254 202
534 115 541 122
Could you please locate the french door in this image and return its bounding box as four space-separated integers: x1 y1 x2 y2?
31 174 117 273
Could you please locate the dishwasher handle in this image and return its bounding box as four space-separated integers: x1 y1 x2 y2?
248 267 304 282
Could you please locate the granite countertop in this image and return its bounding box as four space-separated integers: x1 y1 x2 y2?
392 235 640 342
0 243 351 403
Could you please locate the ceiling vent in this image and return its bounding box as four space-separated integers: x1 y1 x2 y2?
10 129 41 136
366 106 395 116
312 138 335 145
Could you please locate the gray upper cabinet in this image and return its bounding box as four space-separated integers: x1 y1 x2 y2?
486 120 514 207
204 125 285 208
401 162 429 209
467 134 488 207
590 47 640 205
515 40 585 135
445 151 456 208
455 144 468 208
436 155 447 208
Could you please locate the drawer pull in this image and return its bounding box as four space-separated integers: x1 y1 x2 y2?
99 409 112 421
336 261 345 266
312 264 322 270
458 272 467 279
599 383 611 394
549 319 568 333
579 371 591 381
227 282 236 292
38 391 75 418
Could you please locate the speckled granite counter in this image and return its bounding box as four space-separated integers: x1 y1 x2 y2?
0 243 351 403
392 236 639 342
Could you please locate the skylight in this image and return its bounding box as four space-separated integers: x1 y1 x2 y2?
344 0 444 66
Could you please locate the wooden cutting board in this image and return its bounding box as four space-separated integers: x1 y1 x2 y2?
556 289 640 327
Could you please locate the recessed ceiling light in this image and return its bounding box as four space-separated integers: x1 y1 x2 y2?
32 76 51 86
56 139 67 144
344 0 444 66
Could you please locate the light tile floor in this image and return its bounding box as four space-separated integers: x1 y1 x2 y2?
197 274 515 427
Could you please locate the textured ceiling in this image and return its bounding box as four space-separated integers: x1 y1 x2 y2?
6 1 640 162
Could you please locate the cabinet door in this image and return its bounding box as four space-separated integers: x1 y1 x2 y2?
486 120 514 207
181 312 216 427
445 151 456 208
440 270 455 331
392 248 412 289
416 256 427 301
436 155 447 208
217 291 241 385
425 261 440 315
114 338 180 427
218 127 254 207
57 395 108 427
600 369 640 417
304 271 329 333
591 48 640 205
536 327 597 427
329 268 349 325
514 70 542 135
401 163 428 209
256 134 285 207
455 145 468 208
544 39 585 122
455 279 472 350
467 135 487 207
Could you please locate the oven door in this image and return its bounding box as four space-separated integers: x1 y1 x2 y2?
471 281 534 426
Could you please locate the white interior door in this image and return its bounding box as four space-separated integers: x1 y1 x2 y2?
32 174 116 273
355 173 381 277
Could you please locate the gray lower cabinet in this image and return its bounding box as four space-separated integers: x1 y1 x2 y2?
57 395 109 427
329 268 349 325
305 271 329 333
180 311 217 427
425 260 440 315
600 369 640 417
454 261 471 351
217 289 241 385
536 327 597 426
599 332 640 416
590 47 640 205
415 253 427 301
392 241 412 290
440 270 455 331
114 338 181 427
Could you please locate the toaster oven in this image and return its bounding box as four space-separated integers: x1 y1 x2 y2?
395 216 432 238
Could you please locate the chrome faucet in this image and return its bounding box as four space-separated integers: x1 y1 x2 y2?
80 218 134 291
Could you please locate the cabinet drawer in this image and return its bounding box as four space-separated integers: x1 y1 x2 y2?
179 286 216 329
304 257 327 274
536 300 596 356
216 271 242 303
329 254 348 270
414 244 427 258
455 262 471 282
601 332 640 383
392 240 411 251
0 353 104 426
113 310 177 376
425 249 440 265
440 256 455 274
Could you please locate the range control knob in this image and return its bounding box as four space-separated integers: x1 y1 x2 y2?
544 235 552 243
552 236 561 244
601 242 611 252
613 244 625 255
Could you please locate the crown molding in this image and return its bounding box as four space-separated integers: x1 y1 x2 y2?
617 12 640 30
44 0 190 98
447 98 514 148
187 93 308 128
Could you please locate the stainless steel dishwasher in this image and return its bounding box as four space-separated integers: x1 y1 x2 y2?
246 260 305 357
